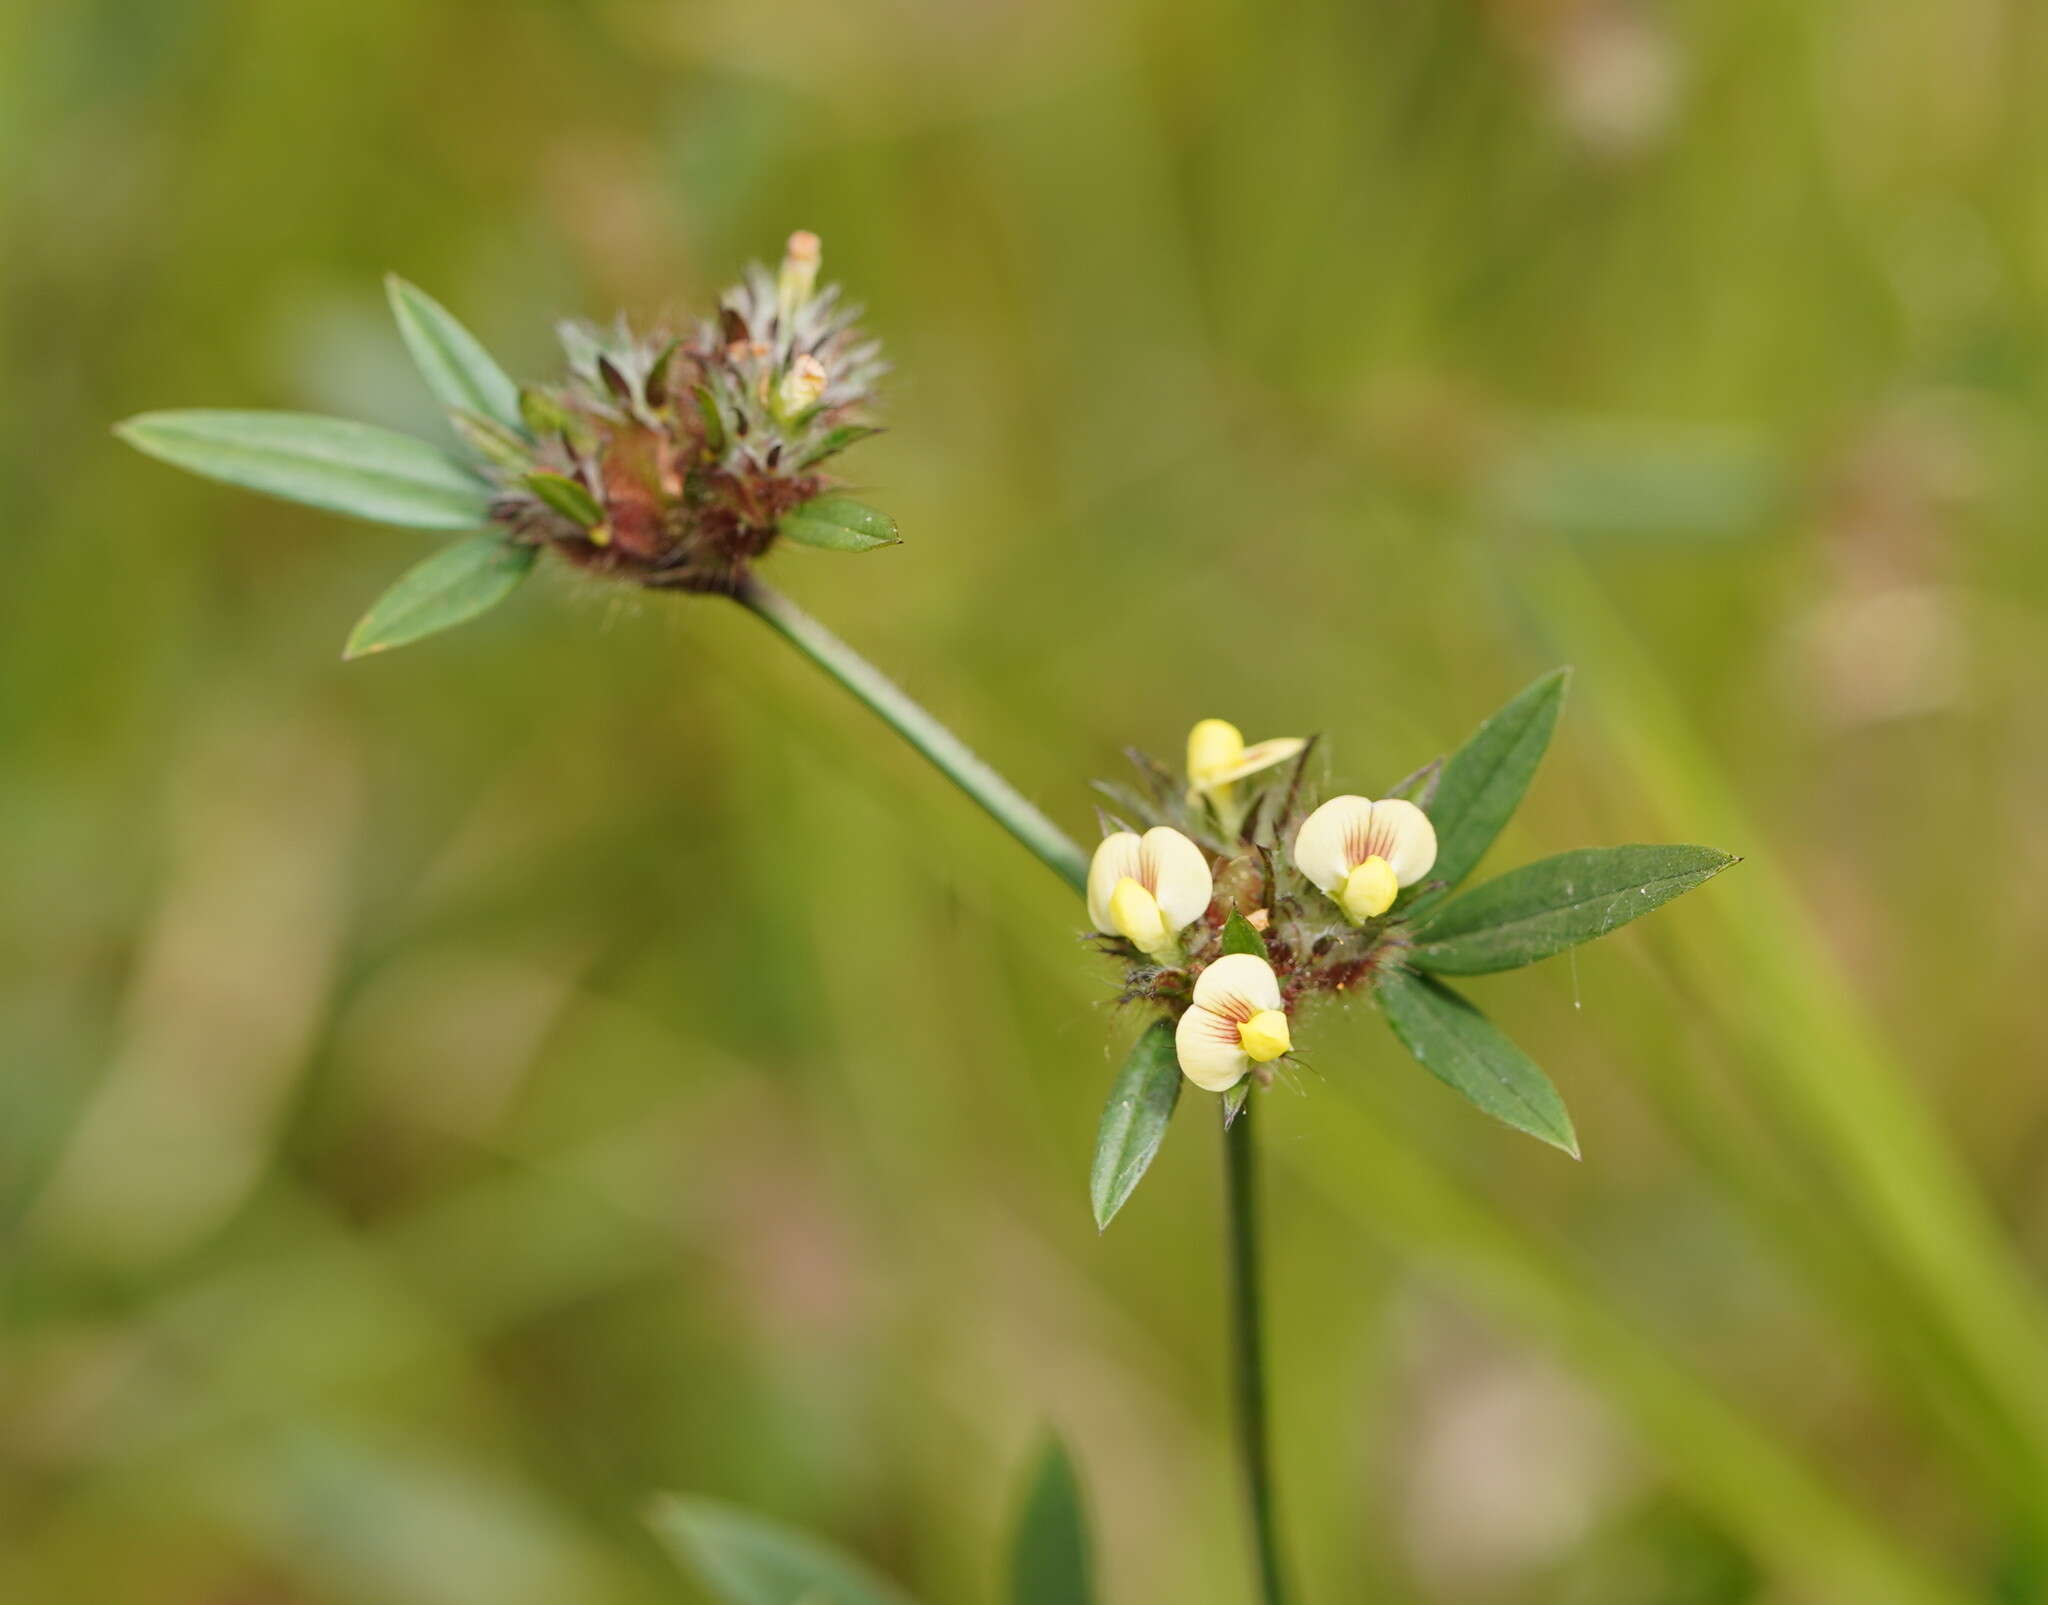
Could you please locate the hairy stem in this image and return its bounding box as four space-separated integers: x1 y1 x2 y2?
734 575 1289 1596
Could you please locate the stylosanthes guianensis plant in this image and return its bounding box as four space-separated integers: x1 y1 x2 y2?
117 235 1734 1605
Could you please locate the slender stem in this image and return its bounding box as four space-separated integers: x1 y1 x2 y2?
734 574 1288 1596
735 577 1089 894
1226 1103 1291 1605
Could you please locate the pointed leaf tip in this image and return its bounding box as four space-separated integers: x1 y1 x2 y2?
1377 970 1580 1155
386 274 525 435
1008 1438 1096 1605
647 1494 916 1605
779 496 900 553
1090 1020 1181 1229
343 535 535 660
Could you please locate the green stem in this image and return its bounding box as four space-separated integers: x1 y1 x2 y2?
735 578 1089 894
1226 1104 1292 1605
733 575 1290 1598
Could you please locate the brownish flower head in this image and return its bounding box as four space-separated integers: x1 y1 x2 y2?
471 232 887 593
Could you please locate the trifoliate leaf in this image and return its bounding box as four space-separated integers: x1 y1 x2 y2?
1008 1438 1096 1605
1220 910 1268 958
522 470 604 528
780 496 900 552
1376 970 1579 1156
648 1497 917 1605
1407 845 1738 975
1415 668 1569 901
1090 1020 1181 1230
384 275 524 434
343 535 535 659
115 410 492 530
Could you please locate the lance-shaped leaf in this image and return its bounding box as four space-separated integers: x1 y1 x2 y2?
780 496 900 552
385 275 525 434
1408 845 1737 975
1008 1438 1096 1605
1090 1019 1181 1230
1376 970 1579 1156
523 469 604 529
648 1497 917 1605
116 410 492 530
343 535 536 659
1415 668 1569 900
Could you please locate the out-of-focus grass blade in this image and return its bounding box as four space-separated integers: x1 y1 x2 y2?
1376 970 1579 1156
385 275 525 434
1413 667 1569 902
1280 1091 1976 1605
1007 1437 1095 1605
116 410 493 530
1408 844 1738 974
1089 1019 1181 1229
648 1497 918 1605
343 535 534 659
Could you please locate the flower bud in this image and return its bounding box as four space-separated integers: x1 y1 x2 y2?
778 230 822 313
780 354 829 414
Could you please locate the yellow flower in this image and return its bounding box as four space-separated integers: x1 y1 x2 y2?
1086 827 1213 960
1291 794 1437 921
1185 719 1307 832
1175 953 1291 1090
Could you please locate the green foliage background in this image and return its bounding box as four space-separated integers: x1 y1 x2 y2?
4 1 2046 1601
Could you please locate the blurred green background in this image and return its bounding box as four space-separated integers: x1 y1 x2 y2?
5 0 2047 1601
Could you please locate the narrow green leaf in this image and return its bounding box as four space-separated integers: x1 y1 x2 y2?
1408 845 1738 975
1220 910 1268 958
523 470 604 528
694 385 729 454
1417 668 1570 899
1008 1438 1096 1605
343 535 535 659
780 496 900 553
1221 1081 1250 1128
115 410 492 530
795 424 885 470
1376 970 1579 1156
1090 1020 1182 1230
384 275 524 433
648 1497 917 1605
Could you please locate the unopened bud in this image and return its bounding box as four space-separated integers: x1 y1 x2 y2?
778 231 822 312
780 354 829 413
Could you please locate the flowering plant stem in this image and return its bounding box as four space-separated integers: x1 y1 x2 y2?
733 575 1291 1604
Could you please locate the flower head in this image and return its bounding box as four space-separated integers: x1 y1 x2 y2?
1175 953 1291 1090
1292 794 1436 921
486 231 888 594
1087 827 1212 959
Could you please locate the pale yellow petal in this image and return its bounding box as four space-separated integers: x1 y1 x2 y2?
1108 877 1171 955
1086 832 1144 932
1191 951 1284 1015
1176 1003 1249 1091
1205 736 1307 787
1186 719 1246 789
1141 826 1214 931
1291 794 1375 893
1372 797 1438 886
